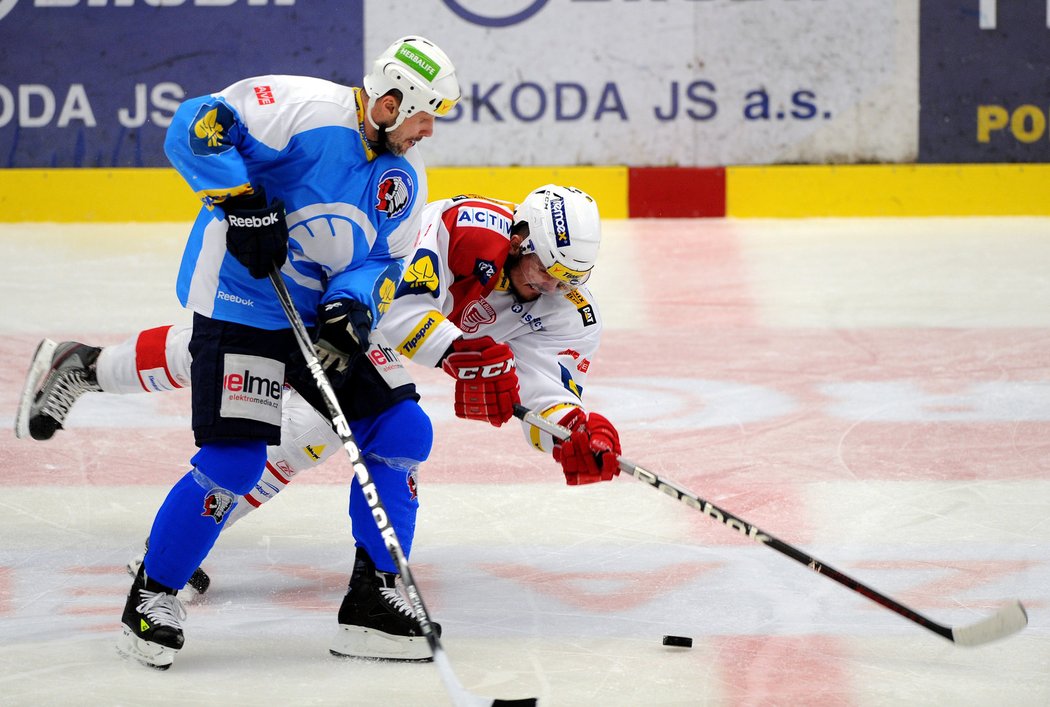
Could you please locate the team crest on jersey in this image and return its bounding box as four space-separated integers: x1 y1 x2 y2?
559 363 583 399
375 168 414 219
396 250 441 299
460 298 497 333
473 258 496 284
189 101 236 156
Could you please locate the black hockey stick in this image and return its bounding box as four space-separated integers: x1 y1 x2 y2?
270 270 537 707
514 404 1027 647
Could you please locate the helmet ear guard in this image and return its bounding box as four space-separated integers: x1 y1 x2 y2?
364 35 461 132
514 185 602 288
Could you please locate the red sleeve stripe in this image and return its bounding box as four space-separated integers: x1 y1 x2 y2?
134 325 181 392
265 460 290 485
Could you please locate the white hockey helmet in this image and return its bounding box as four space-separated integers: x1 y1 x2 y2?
363 35 461 132
513 184 602 289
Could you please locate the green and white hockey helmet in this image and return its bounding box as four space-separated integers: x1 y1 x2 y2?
364 35 461 131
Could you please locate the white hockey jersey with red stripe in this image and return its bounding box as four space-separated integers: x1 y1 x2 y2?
375 195 603 452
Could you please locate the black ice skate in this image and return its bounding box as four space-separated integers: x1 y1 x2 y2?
117 565 187 670
329 547 439 662
15 339 102 441
127 538 211 595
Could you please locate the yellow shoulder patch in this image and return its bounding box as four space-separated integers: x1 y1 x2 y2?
397 311 447 358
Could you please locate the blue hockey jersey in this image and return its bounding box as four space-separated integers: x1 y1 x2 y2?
165 75 426 330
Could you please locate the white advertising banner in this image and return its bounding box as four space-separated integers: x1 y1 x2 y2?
366 0 918 167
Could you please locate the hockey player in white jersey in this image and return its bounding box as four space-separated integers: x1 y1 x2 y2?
16 184 623 661
22 36 462 671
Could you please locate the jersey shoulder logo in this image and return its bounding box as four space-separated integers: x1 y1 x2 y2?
190 101 237 156
373 261 401 316
564 290 587 307
473 258 496 284
563 289 596 326
396 249 441 299
376 167 415 219
578 304 596 327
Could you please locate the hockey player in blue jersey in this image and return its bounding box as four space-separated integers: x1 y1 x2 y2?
112 36 461 670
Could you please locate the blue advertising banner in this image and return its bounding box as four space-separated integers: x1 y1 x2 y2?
0 0 364 167
920 1 1050 163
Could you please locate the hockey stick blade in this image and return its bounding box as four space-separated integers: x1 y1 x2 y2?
513 404 1028 647
433 650 538 706
270 272 538 706
950 600 1028 647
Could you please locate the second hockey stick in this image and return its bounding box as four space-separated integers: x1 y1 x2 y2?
270 270 536 707
514 404 1027 647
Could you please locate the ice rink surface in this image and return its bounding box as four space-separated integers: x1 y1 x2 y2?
1 216 1048 706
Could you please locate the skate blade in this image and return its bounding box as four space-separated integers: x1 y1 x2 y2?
14 338 58 440
329 625 432 662
117 626 179 671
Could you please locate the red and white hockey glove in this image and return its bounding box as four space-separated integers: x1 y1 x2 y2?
552 408 622 486
441 336 521 427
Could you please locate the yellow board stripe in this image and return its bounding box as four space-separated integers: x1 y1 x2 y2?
727 164 1050 217
0 168 199 222
1 164 1048 222
0 166 629 222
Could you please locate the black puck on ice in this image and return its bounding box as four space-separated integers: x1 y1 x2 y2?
662 635 693 648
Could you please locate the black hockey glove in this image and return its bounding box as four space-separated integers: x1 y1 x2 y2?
224 190 289 279
314 298 373 384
